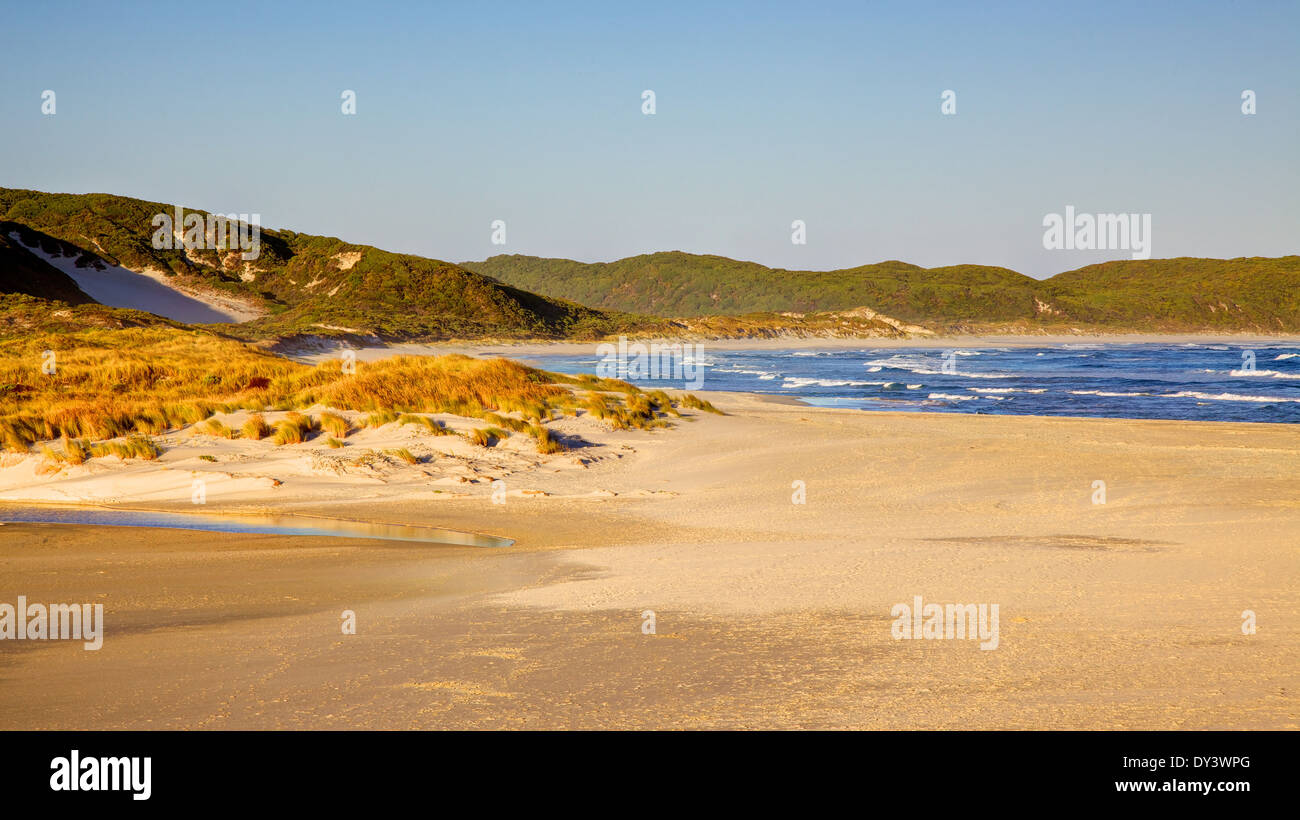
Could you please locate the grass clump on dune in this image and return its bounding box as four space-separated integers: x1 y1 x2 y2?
90 436 161 460
200 418 234 439
318 411 350 438
241 414 271 440
361 409 399 429
272 412 317 445
397 413 456 436
469 427 509 447
678 393 723 414
41 434 159 464
528 423 565 454
384 447 418 464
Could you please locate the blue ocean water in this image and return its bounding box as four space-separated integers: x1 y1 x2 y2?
527 343 1300 423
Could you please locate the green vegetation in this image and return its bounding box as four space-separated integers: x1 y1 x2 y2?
466 252 1040 323
0 187 656 344
467 252 1300 333
5 188 1295 336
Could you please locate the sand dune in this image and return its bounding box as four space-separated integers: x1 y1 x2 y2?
10 233 260 323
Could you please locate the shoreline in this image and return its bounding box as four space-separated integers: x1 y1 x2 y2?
292 332 1300 363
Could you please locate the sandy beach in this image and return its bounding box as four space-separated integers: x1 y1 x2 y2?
1 390 1296 729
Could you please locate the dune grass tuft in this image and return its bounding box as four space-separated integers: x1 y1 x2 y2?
469 426 509 447
384 447 418 464
200 418 234 439
272 412 317 445
678 393 723 414
528 424 566 454
318 411 350 438
241 414 271 440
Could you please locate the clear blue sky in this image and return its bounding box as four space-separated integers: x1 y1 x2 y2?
2 0 1296 277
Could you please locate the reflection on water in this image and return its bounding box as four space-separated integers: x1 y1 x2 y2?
0 505 513 548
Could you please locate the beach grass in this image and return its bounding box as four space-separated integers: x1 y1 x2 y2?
0 325 714 455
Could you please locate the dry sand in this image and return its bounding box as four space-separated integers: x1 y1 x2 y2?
1 393 1297 729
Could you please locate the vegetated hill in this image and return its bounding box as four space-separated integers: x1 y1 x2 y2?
1040 257 1300 332
0 188 650 343
467 252 1300 333
464 252 1040 324
0 227 94 305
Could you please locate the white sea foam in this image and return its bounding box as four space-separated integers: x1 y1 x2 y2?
1230 369 1300 379
1163 391 1300 404
927 393 977 401
783 377 892 389
971 387 1048 394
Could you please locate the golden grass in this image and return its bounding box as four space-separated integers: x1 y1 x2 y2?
528 423 565 454
41 435 159 463
678 393 724 414
469 427 509 447
271 412 317 445
384 447 418 464
200 418 234 439
397 413 456 436
361 409 399 428
319 411 350 438
241 414 271 440
0 327 714 456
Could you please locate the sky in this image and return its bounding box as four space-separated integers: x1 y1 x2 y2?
2 0 1297 278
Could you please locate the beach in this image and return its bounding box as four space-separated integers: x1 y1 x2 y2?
1 391 1296 729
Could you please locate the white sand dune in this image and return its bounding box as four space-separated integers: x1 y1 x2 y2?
11 233 258 323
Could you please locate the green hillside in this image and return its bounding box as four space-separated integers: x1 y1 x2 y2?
3 187 1295 338
0 188 648 343
1041 257 1300 332
464 252 1039 323
467 252 1300 332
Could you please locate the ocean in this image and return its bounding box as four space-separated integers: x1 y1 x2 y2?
527 342 1300 423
